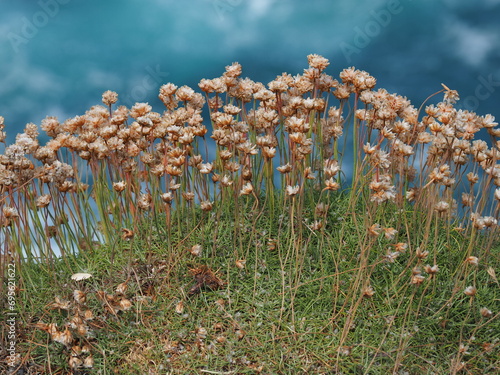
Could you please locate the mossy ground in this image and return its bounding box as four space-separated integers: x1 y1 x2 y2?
8 192 499 374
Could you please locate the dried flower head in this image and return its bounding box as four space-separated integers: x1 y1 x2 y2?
458 343 470 355
102 90 118 106
286 185 300 196
3 207 19 219
69 356 83 369
277 163 292 174
73 290 87 304
310 201 326 215
175 300 184 314
415 247 429 259
190 244 202 257
307 54 330 71
494 188 500 201
121 228 134 240
198 162 214 174
424 264 439 275
83 355 94 369
53 326 73 347
182 191 195 201
411 274 426 285
161 192 174 204
51 296 71 310
116 281 128 295
383 227 398 240
464 286 477 296
200 201 213 211
393 242 408 252
36 194 52 208
362 285 375 298
235 259 246 269
113 181 126 193
117 298 132 311
385 251 400 263
324 178 340 191
324 159 340 178
71 273 93 281
465 256 479 266
480 307 492 318
368 223 382 237
138 193 152 210
239 182 254 196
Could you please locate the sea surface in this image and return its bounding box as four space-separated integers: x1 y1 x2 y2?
1 0 500 138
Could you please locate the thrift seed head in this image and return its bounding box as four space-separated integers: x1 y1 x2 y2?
102 90 118 106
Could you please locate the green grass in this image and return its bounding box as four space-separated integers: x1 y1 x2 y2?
9 192 500 374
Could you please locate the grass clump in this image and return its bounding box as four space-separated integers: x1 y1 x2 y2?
0 55 499 374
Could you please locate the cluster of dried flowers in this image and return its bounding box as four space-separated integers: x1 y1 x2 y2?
35 274 132 371
0 54 499 251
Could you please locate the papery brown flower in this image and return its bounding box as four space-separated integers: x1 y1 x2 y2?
122 228 134 240
315 202 329 216
36 194 52 208
239 182 254 196
176 85 195 102
83 355 94 369
393 242 408 252
480 307 493 318
113 181 126 193
102 90 118 106
235 259 246 269
175 300 184 314
424 264 439 275
411 274 425 285
324 159 340 178
41 116 60 137
50 296 71 310
224 62 242 78
73 290 87 304
416 247 429 259
368 223 382 237
242 166 252 180
190 244 202 257
311 220 323 230
323 178 340 191
464 286 477 296
383 227 397 240
130 102 152 118
138 193 152 210
161 192 174 204
182 191 195 201
465 256 479 266
307 54 329 71
434 201 450 213
198 162 214 174
69 356 83 369
362 285 375 297
2 207 19 219
277 163 292 174
262 146 276 159
286 185 300 196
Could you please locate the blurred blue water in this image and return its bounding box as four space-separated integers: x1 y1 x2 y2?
1 0 500 137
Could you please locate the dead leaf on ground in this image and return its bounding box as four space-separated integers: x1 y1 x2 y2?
188 265 224 295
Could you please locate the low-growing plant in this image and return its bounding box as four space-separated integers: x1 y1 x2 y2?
0 55 498 374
